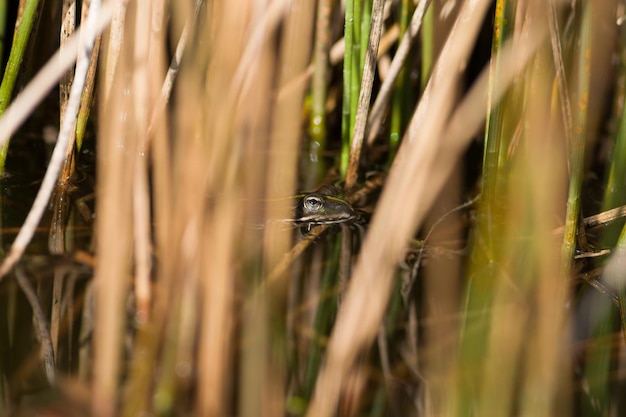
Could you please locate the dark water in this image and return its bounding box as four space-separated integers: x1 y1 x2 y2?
0 136 95 412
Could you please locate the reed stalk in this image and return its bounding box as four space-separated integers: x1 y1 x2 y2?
0 0 42 170
341 0 355 175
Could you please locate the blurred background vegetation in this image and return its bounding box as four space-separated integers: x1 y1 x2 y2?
0 0 625 416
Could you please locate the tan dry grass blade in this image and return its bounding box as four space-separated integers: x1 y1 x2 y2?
130 0 158 320
264 0 315 274
92 3 138 417
164 1 302 415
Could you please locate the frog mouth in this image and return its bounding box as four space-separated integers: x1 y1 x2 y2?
293 211 356 225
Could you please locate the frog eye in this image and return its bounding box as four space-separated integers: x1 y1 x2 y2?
303 195 324 212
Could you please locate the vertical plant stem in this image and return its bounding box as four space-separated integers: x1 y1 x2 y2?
561 1 590 267
303 240 340 401
132 0 153 327
347 0 361 175
479 0 513 241
548 0 573 156
601 17 626 247
388 0 413 160
74 35 100 152
345 0 385 191
571 4 613 416
359 0 372 77
60 0 75 141
352 0 361 81
461 0 513 331
605 5 626 353
0 0 6 66
341 0 355 175
420 1 433 90
309 0 333 182
459 2 542 416
0 0 42 171
75 0 103 153
92 0 136 415
48 0 77 256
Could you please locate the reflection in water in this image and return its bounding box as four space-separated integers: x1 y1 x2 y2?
0 137 96 411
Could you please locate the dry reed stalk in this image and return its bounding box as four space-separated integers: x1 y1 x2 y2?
60 0 76 142
130 0 154 322
168 1 294 415
262 6 316 410
147 0 182 267
50 0 103 256
190 2 253 411
517 56 570 417
57 0 79 185
53 0 78 345
420 3 463 414
264 0 314 280
101 1 126 101
92 0 137 415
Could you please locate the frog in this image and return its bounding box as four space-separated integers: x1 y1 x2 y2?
293 185 356 232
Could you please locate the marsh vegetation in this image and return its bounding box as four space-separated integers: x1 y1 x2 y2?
0 0 626 416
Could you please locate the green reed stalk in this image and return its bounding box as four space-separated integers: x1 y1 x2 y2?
0 0 6 69
0 0 42 171
0 1 6 407
561 2 590 265
480 0 514 234
74 37 100 152
566 3 613 416
345 0 362 176
609 12 626 357
309 0 332 182
302 239 340 402
389 0 413 161
341 0 355 175
458 1 516 414
359 0 372 79
462 0 514 337
600 23 626 247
